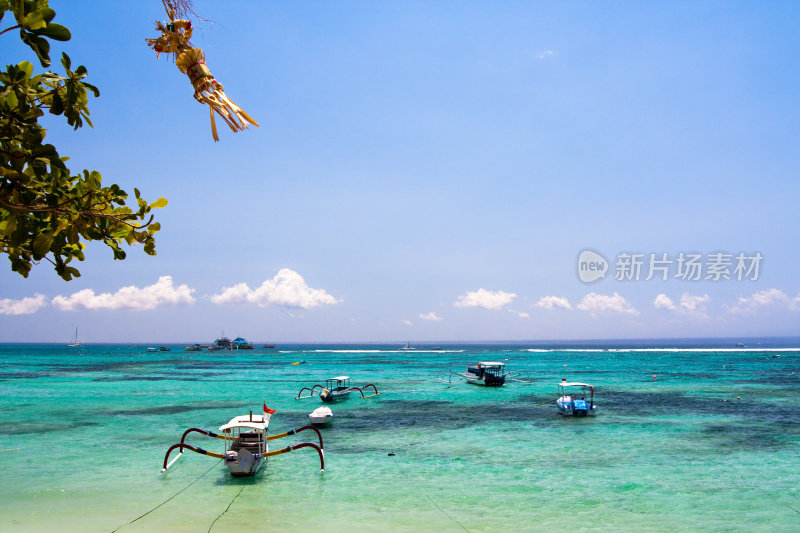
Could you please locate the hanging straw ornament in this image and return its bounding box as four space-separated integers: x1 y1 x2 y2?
146 1 258 141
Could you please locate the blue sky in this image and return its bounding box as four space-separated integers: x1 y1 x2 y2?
1 1 799 343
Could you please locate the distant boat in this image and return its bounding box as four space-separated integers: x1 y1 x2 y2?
68 328 81 347
208 336 232 351
263 344 276 349
232 337 254 350
401 343 416 350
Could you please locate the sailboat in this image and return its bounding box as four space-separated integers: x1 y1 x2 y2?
68 328 81 347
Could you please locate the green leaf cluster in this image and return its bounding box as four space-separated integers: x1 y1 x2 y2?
1 1 165 281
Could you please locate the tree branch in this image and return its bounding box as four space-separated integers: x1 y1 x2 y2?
0 24 22 37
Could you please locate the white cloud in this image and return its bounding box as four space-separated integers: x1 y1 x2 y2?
509 309 530 318
654 293 710 319
419 312 442 322
577 292 639 316
679 294 710 318
454 288 516 310
403 320 413 326
535 296 572 310
0 294 46 315
211 268 338 309
51 276 195 311
654 294 676 311
536 50 556 59
727 288 796 315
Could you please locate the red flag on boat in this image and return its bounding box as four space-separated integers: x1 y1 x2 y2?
263 403 276 423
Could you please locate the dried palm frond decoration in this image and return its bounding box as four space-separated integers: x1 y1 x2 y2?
146 0 258 141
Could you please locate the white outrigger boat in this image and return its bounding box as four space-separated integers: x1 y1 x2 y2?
161 404 324 476
556 380 597 417
296 376 380 403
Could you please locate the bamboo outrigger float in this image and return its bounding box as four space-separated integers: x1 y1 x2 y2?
161 404 324 476
296 376 381 403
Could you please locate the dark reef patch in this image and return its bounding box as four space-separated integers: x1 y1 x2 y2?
107 401 248 416
0 421 99 435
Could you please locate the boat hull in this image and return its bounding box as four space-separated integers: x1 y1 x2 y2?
320 388 350 403
225 458 264 476
557 398 597 416
463 374 506 386
224 449 264 476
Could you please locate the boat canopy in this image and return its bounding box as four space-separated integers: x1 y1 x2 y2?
219 415 268 432
559 382 592 388
331 376 350 381
479 362 505 368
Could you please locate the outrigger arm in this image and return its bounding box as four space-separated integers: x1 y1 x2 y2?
160 425 325 473
296 384 324 400
268 425 324 448
161 442 224 472
352 384 381 399
264 442 325 472
296 383 381 400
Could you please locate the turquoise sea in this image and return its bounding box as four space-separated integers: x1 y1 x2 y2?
1 340 799 532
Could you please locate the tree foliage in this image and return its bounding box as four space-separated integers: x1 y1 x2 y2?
1 0 165 281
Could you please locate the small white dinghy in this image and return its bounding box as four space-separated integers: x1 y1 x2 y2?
309 406 333 425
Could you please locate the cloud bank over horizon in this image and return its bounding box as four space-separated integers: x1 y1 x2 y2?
4 279 799 341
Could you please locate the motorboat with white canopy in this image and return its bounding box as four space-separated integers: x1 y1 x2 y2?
556 380 597 416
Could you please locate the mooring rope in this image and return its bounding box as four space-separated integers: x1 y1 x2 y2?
384 440 469 530
110 459 221 532
730 462 800 516
207 485 245 532
419 485 471 533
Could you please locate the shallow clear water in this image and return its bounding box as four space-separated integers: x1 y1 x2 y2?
1 342 799 532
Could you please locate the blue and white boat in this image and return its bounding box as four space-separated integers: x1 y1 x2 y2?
556 380 597 416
